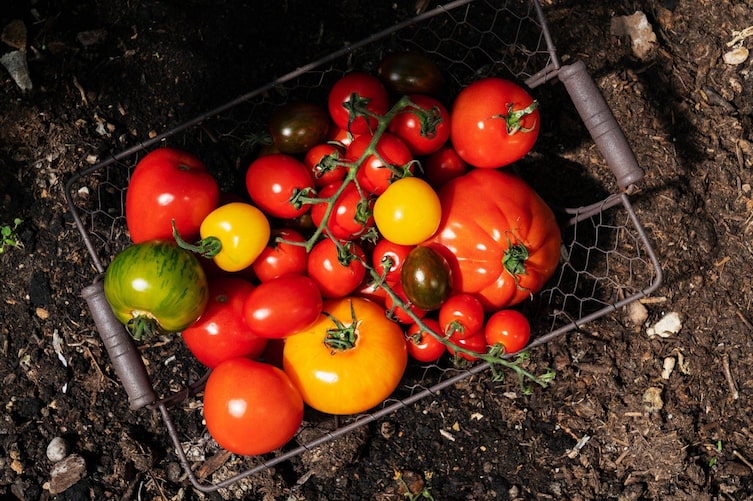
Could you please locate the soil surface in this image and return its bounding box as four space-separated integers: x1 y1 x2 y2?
2 0 753 499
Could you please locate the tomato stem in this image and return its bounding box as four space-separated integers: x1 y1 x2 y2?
171 219 222 258
126 315 159 341
322 301 359 352
492 101 538 135
502 241 532 293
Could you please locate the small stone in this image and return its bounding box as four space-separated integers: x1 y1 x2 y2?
49 454 87 495
610 11 658 61
46 437 68 463
626 300 649 327
642 386 664 413
0 50 32 91
723 46 749 66
646 311 682 338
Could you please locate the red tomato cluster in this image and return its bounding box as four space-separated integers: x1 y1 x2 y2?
113 51 560 457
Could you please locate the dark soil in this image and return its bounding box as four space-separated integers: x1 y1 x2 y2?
2 0 753 499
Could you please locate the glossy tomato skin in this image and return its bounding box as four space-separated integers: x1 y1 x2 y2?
251 228 308 282
104 240 208 335
347 132 414 195
400 245 452 311
425 169 561 311
126 148 219 244
310 181 374 240
243 274 322 339
328 73 389 135
181 277 267 368
406 318 446 363
388 94 451 156
373 176 441 245
372 239 414 283
484 309 531 354
307 239 367 298
451 77 540 168
269 101 330 154
203 358 303 456
438 293 485 340
423 146 468 188
384 281 427 324
377 51 445 96
200 202 271 272
282 297 408 415
304 143 347 188
245 154 315 219
447 330 487 361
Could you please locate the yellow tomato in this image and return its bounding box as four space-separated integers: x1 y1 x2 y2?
373 176 441 245
200 202 271 272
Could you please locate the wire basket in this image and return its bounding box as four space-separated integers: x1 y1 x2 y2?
64 0 663 493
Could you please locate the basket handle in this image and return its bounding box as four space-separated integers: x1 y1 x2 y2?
557 60 644 191
82 277 156 410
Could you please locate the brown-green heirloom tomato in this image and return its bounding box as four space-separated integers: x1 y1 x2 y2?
400 245 452 311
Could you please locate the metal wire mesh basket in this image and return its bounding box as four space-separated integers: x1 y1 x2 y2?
64 0 663 493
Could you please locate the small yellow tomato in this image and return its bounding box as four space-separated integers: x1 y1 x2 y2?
200 202 271 272
373 176 441 245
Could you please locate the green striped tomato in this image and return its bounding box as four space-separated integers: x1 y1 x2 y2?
104 240 209 340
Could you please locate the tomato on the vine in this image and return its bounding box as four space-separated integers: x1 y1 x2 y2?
373 176 441 245
484 309 531 354
307 238 366 298
446 330 487 362
328 72 389 135
388 94 451 156
400 245 452 311
243 274 322 339
347 132 414 195
282 297 407 415
304 143 348 187
251 228 308 282
310 181 374 241
423 146 467 188
384 281 427 324
406 318 445 363
245 154 315 219
372 239 414 283
451 77 539 168
438 293 485 340
268 101 330 154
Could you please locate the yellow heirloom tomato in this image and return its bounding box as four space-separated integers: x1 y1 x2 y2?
373 176 441 245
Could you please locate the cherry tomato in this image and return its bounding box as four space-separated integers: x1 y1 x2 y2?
243 274 322 338
245 154 315 219
203 358 303 456
328 72 389 135
377 51 445 96
400 245 452 311
327 126 357 147
438 293 485 340
451 77 539 168
423 146 468 188
347 132 414 195
384 281 427 324
307 238 366 298
446 330 487 362
354 278 388 306
388 95 451 156
484 309 531 354
406 318 446 363
125 148 219 244
268 101 330 154
304 143 348 187
372 239 414 283
198 202 271 272
373 177 441 246
251 228 308 282
181 278 267 368
310 181 374 240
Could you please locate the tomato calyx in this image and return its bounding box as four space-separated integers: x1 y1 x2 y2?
322 302 360 352
502 241 533 294
126 313 159 341
343 92 378 134
492 101 539 135
172 220 223 258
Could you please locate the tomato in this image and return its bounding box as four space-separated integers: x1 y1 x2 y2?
438 293 485 340
406 318 445 363
446 330 487 362
388 95 451 156
181 277 267 368
377 51 445 96
423 146 467 188
400 245 452 311
251 228 308 282
282 297 407 415
310 181 374 240
307 238 366 298
354 278 388 306
373 177 441 246
243 274 322 339
103 240 208 339
197 202 271 272
451 77 539 168
125 147 219 244
384 281 427 324
328 72 389 135
245 154 315 219
268 101 330 154
203 358 303 456
484 309 531 354
304 143 348 187
327 126 357 147
372 239 414 283
348 132 414 195
425 169 561 311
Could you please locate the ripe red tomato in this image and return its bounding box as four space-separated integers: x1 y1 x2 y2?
328 72 389 135
438 293 485 340
451 77 539 168
251 228 308 282
242 274 322 338
425 169 561 311
347 132 414 195
304 143 348 187
446 330 487 362
406 318 445 363
307 238 366 298
310 181 374 240
181 278 267 368
245 154 315 219
372 239 414 283
388 94 451 156
384 281 427 324
327 126 357 147
125 147 219 243
203 358 303 456
484 309 531 354
423 146 467 188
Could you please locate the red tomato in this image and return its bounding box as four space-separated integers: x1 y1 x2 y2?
251 228 308 282
347 132 414 195
388 95 451 156
181 278 266 368
328 72 389 135
406 318 445 363
438 293 485 340
451 77 539 168
243 274 322 338
354 278 388 306
125 147 219 243
327 126 357 147
425 169 561 311
203 358 303 456
310 181 374 240
304 143 348 187
372 239 414 283
245 154 315 219
484 309 531 354
384 281 427 324
446 330 487 362
307 239 366 298
423 146 467 188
